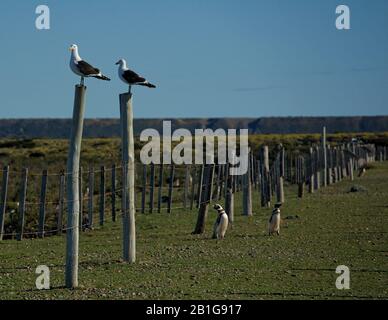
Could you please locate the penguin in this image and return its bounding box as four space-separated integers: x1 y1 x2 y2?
268 203 282 236
212 204 229 240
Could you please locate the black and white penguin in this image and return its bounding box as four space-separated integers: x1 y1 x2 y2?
268 203 282 236
212 204 229 240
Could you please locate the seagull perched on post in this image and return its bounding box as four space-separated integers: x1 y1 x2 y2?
69 44 110 85
116 59 156 93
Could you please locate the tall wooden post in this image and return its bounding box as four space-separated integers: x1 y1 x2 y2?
196 164 205 208
78 166 83 230
99 166 105 226
38 169 48 238
349 158 354 181
183 165 190 209
214 164 221 200
88 167 94 228
149 163 155 213
58 172 65 235
157 163 164 213
242 154 253 216
167 164 175 213
190 166 197 210
0 166 9 241
309 147 314 193
120 92 136 263
65 84 86 288
141 164 147 214
327 145 333 185
17 168 28 241
277 176 285 203
260 146 270 208
111 164 116 222
193 165 211 234
225 187 234 226
322 126 327 187
297 157 305 198
225 164 235 225
314 146 320 190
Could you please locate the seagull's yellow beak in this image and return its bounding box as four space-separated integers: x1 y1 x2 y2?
69 47 73 52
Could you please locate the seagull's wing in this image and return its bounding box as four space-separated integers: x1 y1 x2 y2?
77 60 100 76
122 69 146 84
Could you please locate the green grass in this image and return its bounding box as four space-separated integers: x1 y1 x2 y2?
0 163 388 300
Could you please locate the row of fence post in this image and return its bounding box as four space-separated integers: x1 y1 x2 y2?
0 139 383 240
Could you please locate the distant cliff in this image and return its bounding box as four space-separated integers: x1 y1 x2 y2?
0 116 387 138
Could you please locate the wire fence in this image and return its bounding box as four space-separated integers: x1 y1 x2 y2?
0 142 386 241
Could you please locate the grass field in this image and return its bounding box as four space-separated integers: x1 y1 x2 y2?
0 162 387 300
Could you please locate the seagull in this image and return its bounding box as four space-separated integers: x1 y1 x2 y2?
69 44 110 85
116 59 156 93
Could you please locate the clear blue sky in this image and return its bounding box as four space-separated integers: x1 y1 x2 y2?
0 0 387 119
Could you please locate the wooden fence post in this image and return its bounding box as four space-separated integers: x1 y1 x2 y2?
190 166 197 210
334 147 339 183
99 166 105 226
38 169 48 238
120 92 136 263
260 146 271 208
327 145 333 185
214 164 221 200
184 165 190 209
225 187 234 226
149 163 155 213
196 164 205 208
141 164 147 214
167 164 175 213
207 164 215 202
219 164 225 199
79 166 83 230
65 84 86 288
322 126 327 187
17 168 28 241
314 146 320 190
349 158 354 181
297 157 305 198
277 176 285 203
242 154 253 216
88 167 94 229
309 147 315 193
111 164 116 222
225 164 234 225
157 163 164 213
193 165 211 234
0 166 9 241
58 172 65 235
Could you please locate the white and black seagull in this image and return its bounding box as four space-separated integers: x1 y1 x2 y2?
116 58 156 93
69 44 110 85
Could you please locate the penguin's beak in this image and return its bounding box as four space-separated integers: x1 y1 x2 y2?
115 61 120 65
